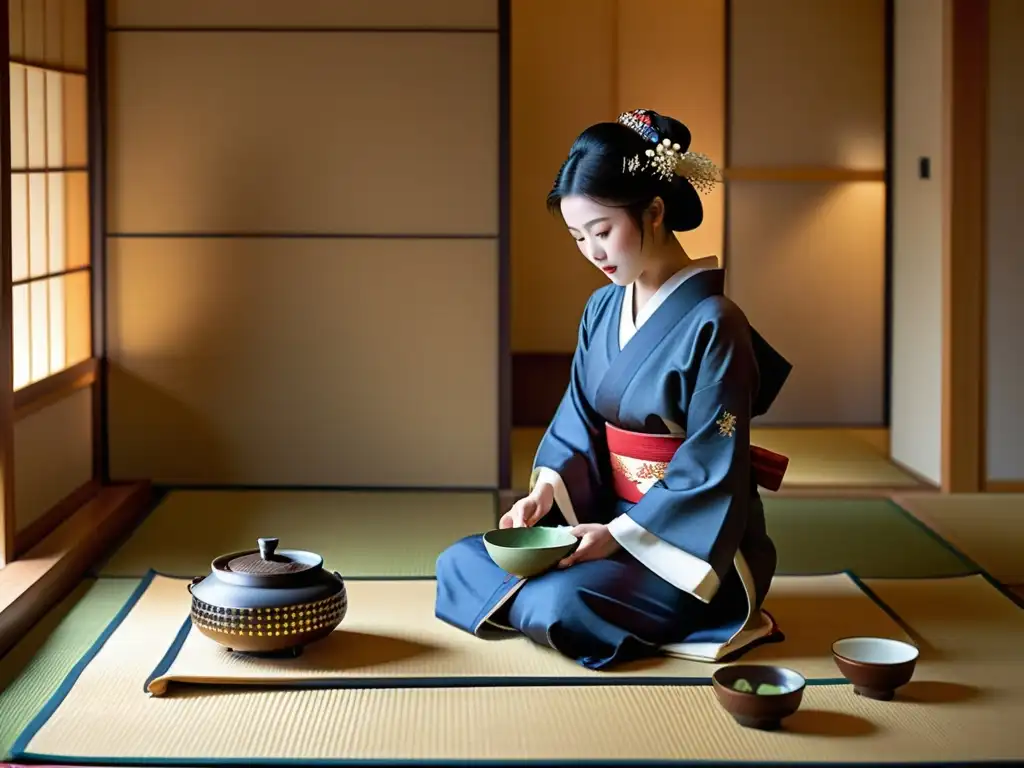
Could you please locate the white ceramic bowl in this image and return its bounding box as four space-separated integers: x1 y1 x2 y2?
832 637 920 665
831 637 919 700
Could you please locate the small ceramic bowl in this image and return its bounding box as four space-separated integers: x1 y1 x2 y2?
711 664 806 730
831 636 919 701
482 526 578 577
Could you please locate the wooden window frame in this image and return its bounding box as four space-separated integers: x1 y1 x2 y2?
0 2 155 663
2 0 106 568
2 0 16 567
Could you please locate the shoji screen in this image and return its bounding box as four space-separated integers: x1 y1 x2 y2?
105 0 501 487
8 0 94 535
726 0 887 425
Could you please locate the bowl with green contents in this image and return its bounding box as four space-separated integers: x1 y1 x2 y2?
711 664 806 730
482 526 579 577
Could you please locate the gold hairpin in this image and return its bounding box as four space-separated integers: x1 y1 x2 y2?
622 138 721 195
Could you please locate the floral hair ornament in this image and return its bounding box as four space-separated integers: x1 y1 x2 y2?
617 109 721 195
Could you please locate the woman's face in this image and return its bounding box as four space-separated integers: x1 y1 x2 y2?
560 195 652 286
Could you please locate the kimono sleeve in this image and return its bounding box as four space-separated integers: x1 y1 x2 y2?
607 307 757 602
529 293 609 527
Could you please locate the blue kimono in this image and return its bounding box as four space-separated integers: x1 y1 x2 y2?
435 265 791 669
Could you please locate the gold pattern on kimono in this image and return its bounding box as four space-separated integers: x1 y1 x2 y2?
611 453 669 493
716 410 737 437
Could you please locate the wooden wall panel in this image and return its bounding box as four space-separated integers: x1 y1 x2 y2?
13 384 92 532
107 238 498 487
726 181 886 425
509 0 615 354
727 0 886 426
107 32 499 236
730 0 886 169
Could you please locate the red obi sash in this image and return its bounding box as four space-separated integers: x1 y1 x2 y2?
606 423 789 502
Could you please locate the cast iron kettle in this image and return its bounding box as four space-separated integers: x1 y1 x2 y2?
188 537 347 657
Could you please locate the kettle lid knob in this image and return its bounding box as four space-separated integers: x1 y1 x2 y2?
258 538 279 560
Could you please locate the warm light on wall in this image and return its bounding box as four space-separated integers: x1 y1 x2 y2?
9 12 91 391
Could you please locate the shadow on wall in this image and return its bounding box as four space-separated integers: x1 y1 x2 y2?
107 361 232 485
108 150 288 485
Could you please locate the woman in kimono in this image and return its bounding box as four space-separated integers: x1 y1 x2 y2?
435 109 792 670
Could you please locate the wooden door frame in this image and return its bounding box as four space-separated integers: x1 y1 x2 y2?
940 0 988 493
1 0 17 567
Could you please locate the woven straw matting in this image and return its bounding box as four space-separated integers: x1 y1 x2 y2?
97 489 498 578
893 492 1024 583
11 573 1024 764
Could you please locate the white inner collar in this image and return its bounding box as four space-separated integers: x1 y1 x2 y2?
619 258 719 349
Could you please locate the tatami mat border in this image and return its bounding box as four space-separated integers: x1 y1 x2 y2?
8 758 1024 767
9 574 154 760
141 610 811 693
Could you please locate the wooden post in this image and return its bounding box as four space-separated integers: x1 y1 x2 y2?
941 0 988 492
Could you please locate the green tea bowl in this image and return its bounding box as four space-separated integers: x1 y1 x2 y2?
482 526 579 577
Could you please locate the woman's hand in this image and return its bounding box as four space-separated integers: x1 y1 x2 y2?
558 523 620 568
498 483 554 529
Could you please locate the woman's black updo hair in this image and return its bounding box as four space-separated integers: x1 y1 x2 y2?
546 109 704 238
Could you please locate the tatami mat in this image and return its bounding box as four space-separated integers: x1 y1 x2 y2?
766 497 972 578
11 574 1023 764
861 574 1023 660
143 571 903 695
892 492 1024 584
1 488 978 760
99 488 975 580
749 428 920 487
97 489 497 578
513 427 922 490
0 579 139 760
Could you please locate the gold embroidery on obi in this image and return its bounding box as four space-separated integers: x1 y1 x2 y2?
611 453 669 493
